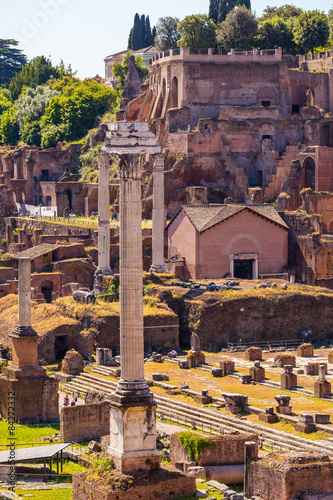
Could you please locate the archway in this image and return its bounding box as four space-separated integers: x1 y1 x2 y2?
41 281 53 303
171 76 178 108
304 157 315 190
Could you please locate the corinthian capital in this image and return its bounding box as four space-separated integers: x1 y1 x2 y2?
116 153 146 180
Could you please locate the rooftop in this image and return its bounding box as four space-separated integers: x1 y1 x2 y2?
11 243 63 261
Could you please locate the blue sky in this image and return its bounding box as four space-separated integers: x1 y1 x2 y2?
1 0 332 79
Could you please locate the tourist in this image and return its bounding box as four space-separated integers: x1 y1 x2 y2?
71 393 77 406
63 394 69 407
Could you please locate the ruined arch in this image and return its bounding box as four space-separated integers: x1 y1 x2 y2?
316 247 333 279
63 189 73 210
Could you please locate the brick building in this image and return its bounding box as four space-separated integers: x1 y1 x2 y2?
167 204 288 280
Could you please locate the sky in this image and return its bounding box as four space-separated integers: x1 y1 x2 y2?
1 0 332 79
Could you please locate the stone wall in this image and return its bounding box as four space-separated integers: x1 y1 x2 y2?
72 470 196 500
249 453 333 500
170 431 258 466
60 402 109 442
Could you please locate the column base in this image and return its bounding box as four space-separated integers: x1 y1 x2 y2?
149 264 167 273
94 267 113 294
111 379 154 405
108 400 160 473
6 365 46 379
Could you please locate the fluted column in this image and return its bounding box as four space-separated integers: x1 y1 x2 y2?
113 153 151 402
97 153 112 274
150 154 166 273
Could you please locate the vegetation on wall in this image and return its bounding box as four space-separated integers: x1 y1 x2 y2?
178 431 215 462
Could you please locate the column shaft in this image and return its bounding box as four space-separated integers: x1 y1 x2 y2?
97 154 111 272
18 258 31 328
150 155 166 272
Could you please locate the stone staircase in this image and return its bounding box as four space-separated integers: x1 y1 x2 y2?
62 369 117 398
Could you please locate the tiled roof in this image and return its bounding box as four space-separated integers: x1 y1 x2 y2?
173 204 288 233
105 46 158 60
11 243 63 260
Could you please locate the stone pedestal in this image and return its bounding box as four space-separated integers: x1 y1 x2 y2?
149 154 166 273
187 351 205 368
219 359 235 375
275 395 292 414
108 402 160 473
223 393 248 414
276 405 292 414
245 347 262 361
305 362 327 376
259 412 278 423
249 366 265 382
280 372 297 390
294 414 315 433
314 380 331 398
297 343 314 357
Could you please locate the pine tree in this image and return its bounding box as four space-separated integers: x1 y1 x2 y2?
141 15 147 46
209 0 252 24
0 39 27 87
128 28 133 49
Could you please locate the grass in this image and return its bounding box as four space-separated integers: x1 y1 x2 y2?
0 487 72 500
0 421 60 447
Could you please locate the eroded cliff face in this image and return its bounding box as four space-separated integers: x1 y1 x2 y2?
147 285 333 349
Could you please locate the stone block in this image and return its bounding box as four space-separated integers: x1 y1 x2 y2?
239 374 252 384
249 366 265 381
276 405 292 415
305 363 327 376
274 354 296 367
314 413 330 424
294 422 315 433
211 368 223 377
314 380 331 398
297 343 314 357
194 394 212 405
187 351 205 368
219 359 235 375
275 395 290 406
280 373 297 390
223 393 248 413
61 349 84 375
178 360 189 369
259 412 278 423
244 347 262 361
187 466 205 478
328 350 333 364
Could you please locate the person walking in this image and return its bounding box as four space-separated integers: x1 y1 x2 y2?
71 392 77 406
63 394 69 407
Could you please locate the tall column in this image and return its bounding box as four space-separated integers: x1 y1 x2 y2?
108 153 160 473
150 154 166 273
7 257 46 378
96 153 112 275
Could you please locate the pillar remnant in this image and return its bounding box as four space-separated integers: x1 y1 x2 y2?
0 257 58 423
94 153 113 294
150 154 167 273
280 364 297 390
314 364 332 398
244 441 257 498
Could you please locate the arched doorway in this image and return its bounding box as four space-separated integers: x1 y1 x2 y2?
41 281 53 303
171 76 178 108
304 157 315 190
63 189 73 210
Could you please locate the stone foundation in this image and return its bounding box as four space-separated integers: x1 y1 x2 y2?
259 413 278 423
296 343 314 357
219 359 235 375
245 347 262 361
305 362 327 376
250 366 265 381
72 468 196 500
274 354 296 367
0 374 58 422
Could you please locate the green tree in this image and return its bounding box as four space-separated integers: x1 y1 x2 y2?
145 16 154 46
0 106 19 145
217 6 258 50
9 56 73 100
327 7 333 44
113 52 148 95
0 88 12 114
154 17 180 51
255 16 296 53
293 10 329 53
20 119 42 147
130 13 144 50
0 39 27 87
209 0 251 24
177 14 217 50
260 4 303 21
15 85 60 132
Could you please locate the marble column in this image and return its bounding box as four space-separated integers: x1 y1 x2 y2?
96 153 112 275
108 153 160 473
150 154 166 273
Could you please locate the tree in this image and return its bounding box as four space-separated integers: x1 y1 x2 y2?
9 56 73 100
327 7 333 44
145 16 154 46
0 88 12 114
177 14 217 50
0 107 19 145
0 39 27 87
129 13 143 50
209 0 251 24
255 16 296 53
154 17 180 51
217 6 258 50
260 4 303 21
15 85 60 132
113 52 148 95
293 10 329 53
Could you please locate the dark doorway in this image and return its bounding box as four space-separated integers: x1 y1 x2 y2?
41 281 53 303
41 169 49 181
261 101 271 107
262 135 272 141
63 189 73 210
304 157 315 190
54 335 69 360
292 104 300 115
320 123 333 147
234 259 253 279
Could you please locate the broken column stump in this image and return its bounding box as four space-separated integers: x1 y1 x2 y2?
249 360 265 381
275 395 292 415
280 365 297 390
294 414 315 433
219 359 235 375
222 393 248 414
259 407 278 423
314 364 332 398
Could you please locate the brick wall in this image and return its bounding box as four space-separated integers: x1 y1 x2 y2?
60 402 110 442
